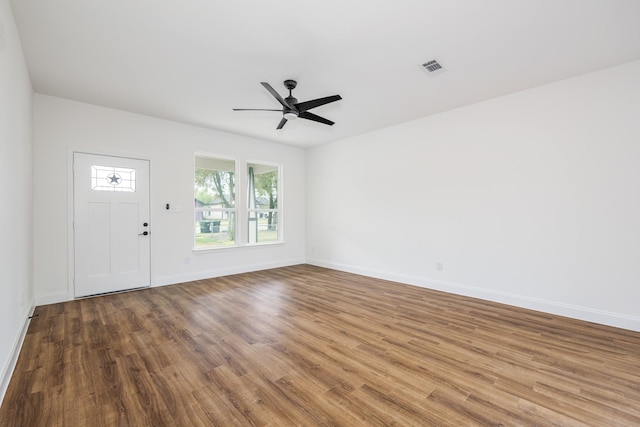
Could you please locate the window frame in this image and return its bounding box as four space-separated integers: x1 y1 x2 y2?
193 153 239 250
246 160 283 246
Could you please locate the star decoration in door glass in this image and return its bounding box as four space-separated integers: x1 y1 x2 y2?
107 173 122 185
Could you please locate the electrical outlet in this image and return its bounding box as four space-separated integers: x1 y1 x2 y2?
184 257 191 265
436 262 444 272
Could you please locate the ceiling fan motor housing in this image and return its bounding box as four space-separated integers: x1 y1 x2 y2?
285 96 298 108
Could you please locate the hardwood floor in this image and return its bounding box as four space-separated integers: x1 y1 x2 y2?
1 265 640 426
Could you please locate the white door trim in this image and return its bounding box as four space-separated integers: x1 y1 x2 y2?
67 150 153 301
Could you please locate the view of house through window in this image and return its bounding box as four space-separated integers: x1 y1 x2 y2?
194 156 236 248
248 162 280 244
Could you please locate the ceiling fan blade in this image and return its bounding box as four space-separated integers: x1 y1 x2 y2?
276 117 288 129
295 95 342 112
232 108 283 111
261 82 291 109
299 111 335 126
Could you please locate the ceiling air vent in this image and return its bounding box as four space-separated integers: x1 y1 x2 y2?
420 59 446 76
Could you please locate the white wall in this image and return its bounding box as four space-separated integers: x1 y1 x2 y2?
33 95 306 304
0 0 34 402
307 60 640 331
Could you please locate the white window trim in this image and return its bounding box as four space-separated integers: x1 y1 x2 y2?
193 152 239 251
246 160 283 246
193 155 284 252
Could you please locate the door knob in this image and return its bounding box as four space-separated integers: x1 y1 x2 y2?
143 222 148 227
139 231 149 236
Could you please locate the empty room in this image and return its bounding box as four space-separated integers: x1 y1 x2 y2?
1 0 640 425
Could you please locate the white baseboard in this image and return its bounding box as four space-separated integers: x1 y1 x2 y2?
307 258 640 332
35 259 307 302
0 305 35 407
153 258 306 287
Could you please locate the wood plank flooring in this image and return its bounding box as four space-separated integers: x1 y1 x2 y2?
1 264 640 426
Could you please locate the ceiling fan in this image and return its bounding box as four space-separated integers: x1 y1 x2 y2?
233 80 342 129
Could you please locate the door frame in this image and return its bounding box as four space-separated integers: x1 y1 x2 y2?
67 149 153 300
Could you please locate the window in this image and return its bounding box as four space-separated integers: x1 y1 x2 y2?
194 155 236 248
247 162 280 244
91 165 136 192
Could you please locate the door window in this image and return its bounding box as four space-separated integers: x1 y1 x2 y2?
91 165 136 192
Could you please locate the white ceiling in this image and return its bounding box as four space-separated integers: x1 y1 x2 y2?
10 0 640 148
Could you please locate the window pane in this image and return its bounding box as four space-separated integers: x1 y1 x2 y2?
195 167 235 207
249 212 279 243
195 211 236 248
248 163 278 209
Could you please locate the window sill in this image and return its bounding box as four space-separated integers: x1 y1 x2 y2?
192 240 284 254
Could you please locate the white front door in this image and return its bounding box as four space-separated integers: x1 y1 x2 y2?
73 153 150 298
